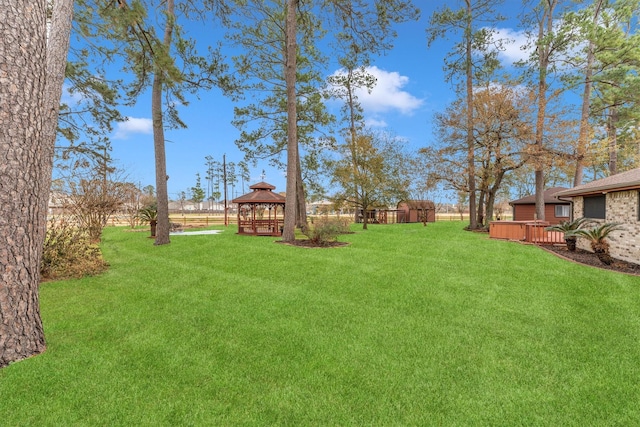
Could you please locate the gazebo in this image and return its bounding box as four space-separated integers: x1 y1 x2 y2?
232 182 286 236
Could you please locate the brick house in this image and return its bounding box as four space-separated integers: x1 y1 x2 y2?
555 168 640 264
509 187 571 225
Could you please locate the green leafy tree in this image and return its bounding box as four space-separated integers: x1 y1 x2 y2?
190 173 206 206
227 0 332 238
423 82 532 227
330 130 409 230
588 0 640 174
227 0 419 241
76 0 233 245
427 0 506 230
237 160 251 194
517 0 575 220
564 0 605 185
56 52 123 172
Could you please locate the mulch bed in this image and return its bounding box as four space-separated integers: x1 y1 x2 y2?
542 245 640 275
275 239 350 248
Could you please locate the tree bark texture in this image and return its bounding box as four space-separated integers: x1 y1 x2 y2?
464 0 478 230
574 0 603 186
608 106 618 175
0 1 49 368
295 151 307 231
282 0 298 242
152 0 176 246
533 0 556 222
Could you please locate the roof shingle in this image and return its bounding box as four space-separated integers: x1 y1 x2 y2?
555 168 640 197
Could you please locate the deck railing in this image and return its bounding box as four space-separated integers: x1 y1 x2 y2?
489 221 565 245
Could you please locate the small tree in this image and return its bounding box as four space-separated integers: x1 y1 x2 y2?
574 222 624 265
191 173 205 208
63 175 129 242
137 205 158 238
121 182 144 229
546 217 591 251
330 130 409 230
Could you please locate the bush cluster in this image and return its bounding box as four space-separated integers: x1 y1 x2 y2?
303 217 351 246
41 218 108 281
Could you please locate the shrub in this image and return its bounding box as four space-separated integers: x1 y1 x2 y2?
41 218 108 281
546 217 592 251
302 217 351 246
137 205 158 237
573 222 624 265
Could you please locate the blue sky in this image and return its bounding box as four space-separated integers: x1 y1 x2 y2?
77 2 535 202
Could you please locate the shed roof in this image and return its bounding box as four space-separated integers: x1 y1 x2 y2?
232 182 286 204
509 187 569 205
555 168 640 197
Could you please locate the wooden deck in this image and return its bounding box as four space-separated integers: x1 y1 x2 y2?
489 220 565 245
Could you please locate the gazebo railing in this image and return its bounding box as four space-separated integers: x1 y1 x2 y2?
238 218 284 236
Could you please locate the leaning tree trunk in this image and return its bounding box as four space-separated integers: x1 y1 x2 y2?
0 0 73 368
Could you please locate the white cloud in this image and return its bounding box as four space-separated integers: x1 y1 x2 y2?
491 27 532 65
329 66 424 118
60 83 84 106
491 19 583 69
366 118 388 128
356 66 424 115
113 117 153 140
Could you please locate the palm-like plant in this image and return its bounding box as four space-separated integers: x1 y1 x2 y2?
137 205 158 238
573 222 624 265
546 217 591 251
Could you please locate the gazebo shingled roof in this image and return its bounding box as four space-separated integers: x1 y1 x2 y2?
232 182 285 236
232 181 285 204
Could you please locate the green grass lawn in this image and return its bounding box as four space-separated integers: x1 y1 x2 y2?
1 222 640 426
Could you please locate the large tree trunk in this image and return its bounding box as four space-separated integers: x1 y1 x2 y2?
152 0 176 246
485 171 506 224
1 0 73 367
362 207 369 230
574 0 603 186
533 1 556 222
476 189 486 228
295 150 308 232
282 0 298 242
464 0 478 230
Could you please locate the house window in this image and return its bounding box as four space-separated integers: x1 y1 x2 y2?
583 195 606 219
555 205 570 218
638 192 640 221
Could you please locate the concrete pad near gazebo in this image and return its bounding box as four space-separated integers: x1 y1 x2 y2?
231 182 286 236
